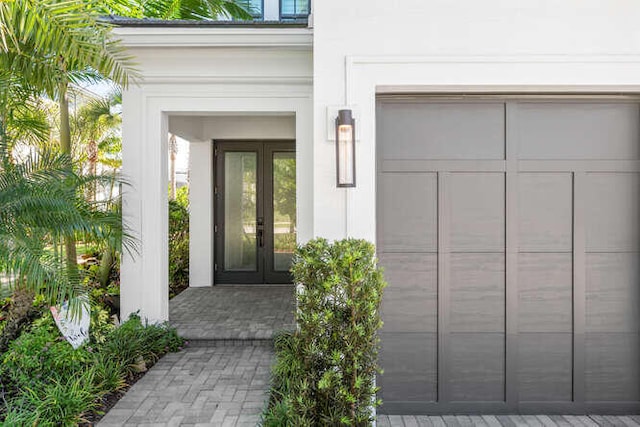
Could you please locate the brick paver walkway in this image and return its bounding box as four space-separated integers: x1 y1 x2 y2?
99 343 273 426
99 285 296 426
169 285 296 340
377 415 640 426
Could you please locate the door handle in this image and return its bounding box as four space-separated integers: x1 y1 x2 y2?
257 217 264 248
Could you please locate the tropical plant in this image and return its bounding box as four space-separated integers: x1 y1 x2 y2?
72 89 123 202
106 0 253 20
0 0 137 273
0 312 183 424
0 72 50 159
0 147 129 313
169 187 189 297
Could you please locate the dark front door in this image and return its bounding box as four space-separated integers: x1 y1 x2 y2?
214 141 296 284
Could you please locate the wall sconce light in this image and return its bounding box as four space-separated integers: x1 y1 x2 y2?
336 109 356 188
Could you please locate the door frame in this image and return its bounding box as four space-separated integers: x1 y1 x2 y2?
213 139 296 284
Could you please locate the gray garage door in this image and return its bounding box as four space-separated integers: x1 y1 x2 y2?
376 97 640 414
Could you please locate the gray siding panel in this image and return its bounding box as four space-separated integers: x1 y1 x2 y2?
584 173 640 252
449 333 505 402
585 333 640 401
518 253 572 333
518 173 573 252
586 253 640 333
377 102 505 160
449 253 505 333
379 253 438 333
518 333 573 402
379 332 438 402
449 173 505 252
378 172 438 252
517 102 640 160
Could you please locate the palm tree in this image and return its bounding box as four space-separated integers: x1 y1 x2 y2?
0 0 137 273
0 145 129 348
73 90 123 202
107 0 253 20
0 72 50 161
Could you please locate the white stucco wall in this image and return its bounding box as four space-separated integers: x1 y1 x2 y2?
117 27 312 321
312 0 640 242
170 115 296 288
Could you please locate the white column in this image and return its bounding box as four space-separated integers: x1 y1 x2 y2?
120 88 144 322
188 140 214 287
296 102 315 243
121 96 169 323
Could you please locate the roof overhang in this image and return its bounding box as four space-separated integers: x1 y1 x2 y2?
113 25 313 48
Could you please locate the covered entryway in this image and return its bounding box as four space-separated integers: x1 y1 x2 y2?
376 97 640 414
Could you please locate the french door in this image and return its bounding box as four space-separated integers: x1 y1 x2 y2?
214 141 296 284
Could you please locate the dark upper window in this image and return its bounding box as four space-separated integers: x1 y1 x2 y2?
237 0 264 19
280 0 310 19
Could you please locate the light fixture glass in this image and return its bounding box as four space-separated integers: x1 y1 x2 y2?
336 109 356 188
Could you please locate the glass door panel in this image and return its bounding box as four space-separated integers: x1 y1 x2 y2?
272 152 296 271
224 152 257 271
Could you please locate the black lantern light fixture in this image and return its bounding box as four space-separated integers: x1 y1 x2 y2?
335 109 356 188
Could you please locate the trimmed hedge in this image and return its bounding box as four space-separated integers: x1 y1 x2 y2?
263 238 386 426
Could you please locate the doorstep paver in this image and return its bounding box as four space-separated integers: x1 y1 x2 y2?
169 285 295 341
98 345 273 427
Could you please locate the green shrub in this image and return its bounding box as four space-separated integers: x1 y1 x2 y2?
264 238 386 426
4 369 100 426
0 311 184 425
169 198 189 298
98 313 183 378
262 331 307 427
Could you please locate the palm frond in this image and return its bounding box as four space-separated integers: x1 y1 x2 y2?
0 147 136 306
0 0 139 97
113 0 252 20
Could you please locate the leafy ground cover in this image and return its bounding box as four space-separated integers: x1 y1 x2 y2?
0 308 184 425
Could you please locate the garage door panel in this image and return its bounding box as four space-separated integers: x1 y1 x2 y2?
518 103 640 160
378 332 438 402
377 98 640 413
377 102 505 160
518 253 573 333
519 333 573 402
585 173 640 252
379 253 437 333
585 333 640 401
450 253 505 333
450 173 505 251
586 253 640 333
449 333 505 401
378 173 437 252
518 173 573 252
